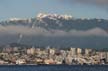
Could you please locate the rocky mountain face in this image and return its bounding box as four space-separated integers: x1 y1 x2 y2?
1 13 108 31
0 13 108 48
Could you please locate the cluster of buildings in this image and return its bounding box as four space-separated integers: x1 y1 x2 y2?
0 45 108 65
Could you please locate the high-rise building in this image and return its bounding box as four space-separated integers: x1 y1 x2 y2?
99 52 106 59
70 48 76 56
49 48 55 55
30 47 35 55
85 49 92 55
106 52 108 63
27 47 35 55
13 47 18 52
77 48 82 55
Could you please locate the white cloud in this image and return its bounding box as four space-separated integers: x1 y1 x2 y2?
0 25 107 37
69 27 108 36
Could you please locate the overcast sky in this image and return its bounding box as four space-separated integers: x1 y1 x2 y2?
0 0 108 21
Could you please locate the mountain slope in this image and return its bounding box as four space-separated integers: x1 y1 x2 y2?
0 13 108 48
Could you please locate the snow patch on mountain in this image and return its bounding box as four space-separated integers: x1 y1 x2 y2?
37 13 72 21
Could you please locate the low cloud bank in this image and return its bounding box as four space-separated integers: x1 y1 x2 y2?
0 25 107 37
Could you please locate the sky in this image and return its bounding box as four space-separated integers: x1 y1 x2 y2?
0 0 108 21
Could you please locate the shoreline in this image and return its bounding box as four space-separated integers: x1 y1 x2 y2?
0 64 107 66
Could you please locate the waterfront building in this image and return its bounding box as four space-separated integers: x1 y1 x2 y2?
16 59 26 64
44 58 55 64
65 55 72 65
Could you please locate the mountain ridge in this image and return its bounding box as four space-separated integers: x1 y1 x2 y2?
0 13 108 31
0 13 108 48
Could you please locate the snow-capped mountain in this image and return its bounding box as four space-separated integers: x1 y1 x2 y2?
37 13 72 21
1 13 108 31
0 13 108 48
0 13 108 37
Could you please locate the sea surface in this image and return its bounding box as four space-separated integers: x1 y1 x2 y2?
0 65 108 71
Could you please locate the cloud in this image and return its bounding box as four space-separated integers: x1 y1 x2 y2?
0 25 49 36
0 25 107 37
69 27 108 36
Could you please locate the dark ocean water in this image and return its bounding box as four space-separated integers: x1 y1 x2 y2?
0 65 108 71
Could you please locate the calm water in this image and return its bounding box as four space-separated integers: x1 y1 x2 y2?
0 65 108 71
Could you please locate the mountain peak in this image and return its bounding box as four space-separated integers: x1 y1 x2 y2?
37 13 73 20
9 18 22 21
8 18 28 22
